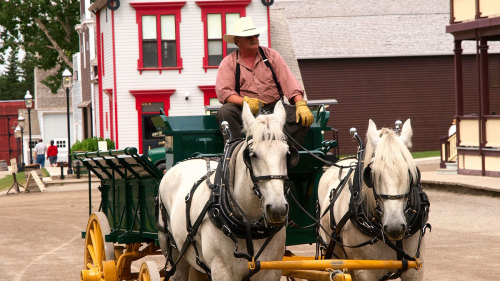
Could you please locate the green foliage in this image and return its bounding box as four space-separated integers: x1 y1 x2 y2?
0 0 80 93
0 48 25 100
0 172 26 191
71 137 116 152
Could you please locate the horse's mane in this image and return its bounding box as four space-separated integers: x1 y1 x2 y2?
244 114 285 146
362 128 418 215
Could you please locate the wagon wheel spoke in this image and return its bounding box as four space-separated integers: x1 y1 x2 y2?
81 212 117 281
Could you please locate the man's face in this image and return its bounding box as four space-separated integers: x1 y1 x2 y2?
235 34 260 51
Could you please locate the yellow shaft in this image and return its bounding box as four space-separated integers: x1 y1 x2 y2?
251 259 421 271
283 269 351 281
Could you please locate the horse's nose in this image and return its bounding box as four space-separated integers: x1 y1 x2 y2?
265 203 289 224
383 223 406 240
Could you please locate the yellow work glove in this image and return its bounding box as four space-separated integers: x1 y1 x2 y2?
243 96 266 115
295 100 313 127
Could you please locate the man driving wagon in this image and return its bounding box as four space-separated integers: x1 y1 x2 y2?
216 16 313 147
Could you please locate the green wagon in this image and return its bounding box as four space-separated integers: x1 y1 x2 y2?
77 100 338 281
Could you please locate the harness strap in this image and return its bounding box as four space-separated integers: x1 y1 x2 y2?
178 169 216 278
380 240 407 281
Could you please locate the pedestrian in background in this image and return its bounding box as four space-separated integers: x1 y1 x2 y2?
34 138 47 168
47 140 58 167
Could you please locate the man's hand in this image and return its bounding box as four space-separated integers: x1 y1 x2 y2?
243 96 266 115
295 100 313 127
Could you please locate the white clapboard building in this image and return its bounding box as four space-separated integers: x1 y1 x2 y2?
88 0 273 154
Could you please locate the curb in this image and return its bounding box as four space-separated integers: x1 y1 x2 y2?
422 180 500 197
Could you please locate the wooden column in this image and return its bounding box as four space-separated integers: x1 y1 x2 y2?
454 40 464 117
454 40 463 153
479 38 489 176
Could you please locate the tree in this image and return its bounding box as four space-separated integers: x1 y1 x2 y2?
0 0 80 93
0 47 24 100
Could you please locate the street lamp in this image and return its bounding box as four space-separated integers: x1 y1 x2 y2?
17 114 25 167
62 68 73 175
24 91 33 164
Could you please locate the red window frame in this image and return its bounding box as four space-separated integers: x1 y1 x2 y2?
196 0 250 72
198 85 217 105
131 2 186 74
130 89 175 153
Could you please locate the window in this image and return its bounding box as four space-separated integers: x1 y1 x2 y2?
131 2 186 73
196 0 251 71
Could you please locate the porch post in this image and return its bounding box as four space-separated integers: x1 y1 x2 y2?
479 38 489 176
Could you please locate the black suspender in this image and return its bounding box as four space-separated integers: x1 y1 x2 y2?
235 47 284 100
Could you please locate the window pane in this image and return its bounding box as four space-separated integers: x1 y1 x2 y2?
142 15 157 40
207 14 222 39
143 41 158 67
209 98 219 106
225 13 240 35
142 102 164 113
208 39 223 66
225 13 240 55
161 40 177 67
227 46 238 55
161 15 176 40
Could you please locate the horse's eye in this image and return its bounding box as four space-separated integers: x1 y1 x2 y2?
250 152 258 158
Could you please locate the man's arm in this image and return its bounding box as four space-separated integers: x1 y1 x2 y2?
216 57 238 104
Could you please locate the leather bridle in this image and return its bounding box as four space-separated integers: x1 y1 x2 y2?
242 136 297 199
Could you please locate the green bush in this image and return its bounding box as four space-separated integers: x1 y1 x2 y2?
71 137 115 152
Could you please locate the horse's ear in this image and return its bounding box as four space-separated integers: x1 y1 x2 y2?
400 119 413 148
273 100 286 128
242 101 256 130
366 119 380 148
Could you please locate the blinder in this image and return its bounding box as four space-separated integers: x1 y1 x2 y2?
362 162 421 200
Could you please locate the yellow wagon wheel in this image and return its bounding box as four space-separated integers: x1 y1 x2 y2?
81 212 117 281
138 261 161 281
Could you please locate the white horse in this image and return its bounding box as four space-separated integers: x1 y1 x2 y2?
157 101 291 281
318 119 427 281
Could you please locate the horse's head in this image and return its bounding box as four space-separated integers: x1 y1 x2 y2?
364 119 418 240
241 100 290 225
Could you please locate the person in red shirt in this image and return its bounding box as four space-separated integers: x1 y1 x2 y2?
46 140 58 167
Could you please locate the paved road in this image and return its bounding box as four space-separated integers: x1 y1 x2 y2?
1 184 499 280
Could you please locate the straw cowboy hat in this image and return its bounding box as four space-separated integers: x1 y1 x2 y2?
223 16 266 44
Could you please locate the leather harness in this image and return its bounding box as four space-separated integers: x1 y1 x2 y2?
157 138 286 281
321 155 431 280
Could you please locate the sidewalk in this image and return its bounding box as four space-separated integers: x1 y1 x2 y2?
416 157 500 195
42 165 99 186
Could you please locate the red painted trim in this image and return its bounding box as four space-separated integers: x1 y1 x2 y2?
130 89 175 153
105 112 109 131
112 10 118 148
104 89 114 141
131 2 186 73
267 6 271 48
196 0 250 71
198 85 216 105
101 32 105 76
96 11 104 138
